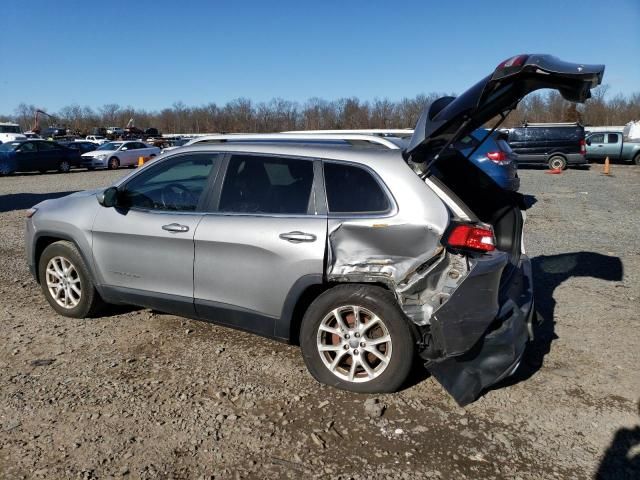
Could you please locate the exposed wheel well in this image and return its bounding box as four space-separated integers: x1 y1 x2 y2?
287 281 394 344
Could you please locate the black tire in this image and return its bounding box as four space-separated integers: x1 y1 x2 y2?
108 157 120 170
548 155 567 170
634 153 640 166
300 284 416 393
58 159 71 173
38 241 104 318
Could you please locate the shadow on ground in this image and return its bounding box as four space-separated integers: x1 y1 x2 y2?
0 191 77 213
495 251 623 388
595 400 640 480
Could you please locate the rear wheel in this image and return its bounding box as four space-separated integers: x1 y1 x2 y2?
548 155 567 170
38 241 104 318
300 284 415 393
58 160 71 173
634 153 640 166
108 157 120 170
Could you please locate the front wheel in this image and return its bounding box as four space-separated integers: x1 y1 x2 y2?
634 153 640 166
58 160 71 173
38 241 104 318
300 284 415 393
548 155 567 170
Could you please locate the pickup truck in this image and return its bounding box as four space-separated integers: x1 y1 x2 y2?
585 131 640 165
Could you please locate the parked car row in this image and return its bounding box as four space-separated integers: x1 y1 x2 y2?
0 139 160 175
24 54 605 405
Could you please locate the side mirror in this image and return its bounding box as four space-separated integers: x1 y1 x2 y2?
586 138 591 145
97 186 119 207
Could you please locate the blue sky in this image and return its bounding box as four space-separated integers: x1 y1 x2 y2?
1 0 638 113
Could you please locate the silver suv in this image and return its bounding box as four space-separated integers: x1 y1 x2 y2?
25 55 604 405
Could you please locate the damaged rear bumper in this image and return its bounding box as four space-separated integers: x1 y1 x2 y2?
421 253 534 406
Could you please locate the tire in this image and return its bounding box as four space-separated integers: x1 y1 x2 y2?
58 160 71 173
548 155 567 170
108 157 120 170
300 284 416 393
38 241 104 318
634 153 640 166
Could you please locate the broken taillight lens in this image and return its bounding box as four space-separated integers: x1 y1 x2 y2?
446 224 496 252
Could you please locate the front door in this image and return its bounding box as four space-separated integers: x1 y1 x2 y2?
92 152 220 314
193 153 327 336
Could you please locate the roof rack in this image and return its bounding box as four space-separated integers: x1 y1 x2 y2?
521 122 582 127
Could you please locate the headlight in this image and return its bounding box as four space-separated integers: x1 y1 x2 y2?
26 207 38 218
96 154 107 160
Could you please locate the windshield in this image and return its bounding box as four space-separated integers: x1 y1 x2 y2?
97 142 123 151
0 142 21 152
0 125 21 134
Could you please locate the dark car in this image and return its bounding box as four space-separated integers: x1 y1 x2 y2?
504 122 586 169
144 127 160 137
0 140 81 175
60 141 98 155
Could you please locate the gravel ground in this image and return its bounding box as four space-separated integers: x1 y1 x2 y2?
0 164 639 479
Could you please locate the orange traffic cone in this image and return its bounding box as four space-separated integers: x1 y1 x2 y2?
603 156 610 175
137 156 145 167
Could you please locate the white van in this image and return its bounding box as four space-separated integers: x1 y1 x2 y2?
0 123 26 143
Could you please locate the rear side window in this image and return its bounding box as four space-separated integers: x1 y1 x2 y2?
508 129 526 141
607 133 619 144
219 155 314 215
324 162 390 214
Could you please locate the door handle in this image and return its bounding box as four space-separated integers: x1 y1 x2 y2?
279 231 317 243
162 223 189 233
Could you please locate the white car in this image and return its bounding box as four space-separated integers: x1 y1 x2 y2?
80 140 160 169
106 127 125 136
84 135 109 145
0 122 27 143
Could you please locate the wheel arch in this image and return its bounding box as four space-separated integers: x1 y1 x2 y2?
276 276 396 344
33 232 97 286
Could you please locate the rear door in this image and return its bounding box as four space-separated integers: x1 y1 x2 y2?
602 133 622 159
92 152 220 314
193 153 326 337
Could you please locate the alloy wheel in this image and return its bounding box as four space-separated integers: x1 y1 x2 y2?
45 256 82 309
316 305 392 383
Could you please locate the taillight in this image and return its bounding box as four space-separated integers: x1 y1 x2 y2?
496 55 528 70
579 139 586 155
486 151 509 164
446 224 496 252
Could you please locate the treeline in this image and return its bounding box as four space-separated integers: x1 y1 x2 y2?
2 86 638 135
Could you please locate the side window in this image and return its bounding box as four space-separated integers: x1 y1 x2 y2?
122 154 217 211
606 133 619 144
508 129 524 142
324 162 390 214
219 155 314 215
590 134 604 144
36 142 56 151
19 142 37 152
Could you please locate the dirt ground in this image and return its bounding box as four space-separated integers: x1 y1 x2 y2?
1 163 639 479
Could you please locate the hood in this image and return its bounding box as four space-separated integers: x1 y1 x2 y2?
405 54 604 161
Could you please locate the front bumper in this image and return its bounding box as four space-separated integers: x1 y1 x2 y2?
422 253 534 406
80 157 107 168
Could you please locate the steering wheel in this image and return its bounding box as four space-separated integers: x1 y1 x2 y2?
159 183 197 210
